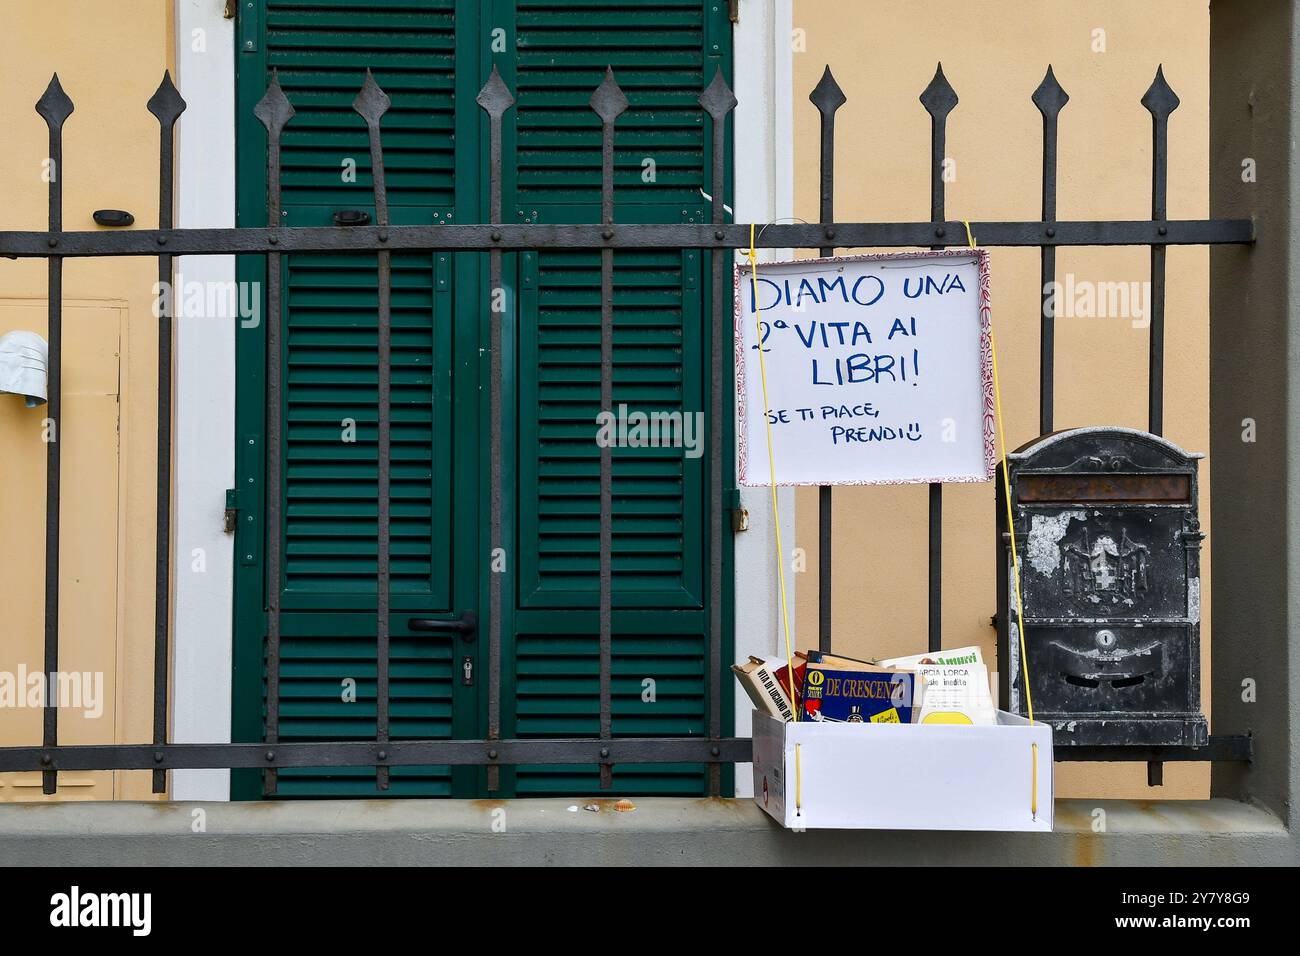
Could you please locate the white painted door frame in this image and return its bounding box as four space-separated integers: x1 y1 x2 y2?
172 0 236 801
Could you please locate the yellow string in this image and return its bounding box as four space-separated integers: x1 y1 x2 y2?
989 329 1035 722
962 219 977 248
1031 741 1039 821
965 218 1039 820
748 222 799 720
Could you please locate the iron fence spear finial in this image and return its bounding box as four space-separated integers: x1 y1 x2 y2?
809 64 846 117
35 73 74 131
1141 64 1181 121
1032 64 1069 118
254 69 295 140
698 63 737 122
476 64 515 120
147 70 186 131
590 65 629 125
919 62 958 122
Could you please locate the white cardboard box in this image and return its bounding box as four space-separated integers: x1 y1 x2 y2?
751 710 1053 831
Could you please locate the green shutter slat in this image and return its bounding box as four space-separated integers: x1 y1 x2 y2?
514 0 710 207
272 625 454 797
265 0 456 207
281 251 444 602
522 245 699 606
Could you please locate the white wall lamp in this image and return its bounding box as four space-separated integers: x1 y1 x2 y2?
0 331 49 407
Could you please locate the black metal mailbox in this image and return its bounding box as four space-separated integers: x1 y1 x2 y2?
996 427 1208 749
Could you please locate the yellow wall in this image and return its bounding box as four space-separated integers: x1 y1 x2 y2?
791 0 1211 799
0 0 173 800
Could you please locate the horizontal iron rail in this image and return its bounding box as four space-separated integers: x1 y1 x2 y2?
1054 735 1253 763
0 738 754 772
0 219 1252 258
0 734 1251 773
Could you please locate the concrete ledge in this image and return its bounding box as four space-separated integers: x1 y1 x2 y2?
0 798 1293 866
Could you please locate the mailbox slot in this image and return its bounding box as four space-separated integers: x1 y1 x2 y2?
1017 472 1191 505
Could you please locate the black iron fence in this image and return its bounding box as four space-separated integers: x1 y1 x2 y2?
0 62 1254 797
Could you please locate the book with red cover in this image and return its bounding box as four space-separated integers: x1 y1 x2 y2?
773 653 806 709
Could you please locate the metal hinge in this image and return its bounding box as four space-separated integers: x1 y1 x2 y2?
728 0 740 24
224 488 239 534
727 488 748 532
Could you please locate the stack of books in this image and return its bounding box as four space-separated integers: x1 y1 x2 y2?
733 645 995 725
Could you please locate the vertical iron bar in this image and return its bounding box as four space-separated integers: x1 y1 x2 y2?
1033 67 1067 436
920 64 957 654
354 71 392 791
700 68 736 797
254 73 294 796
591 69 628 791
35 76 73 797
147 74 186 794
1142 66 1178 436
477 68 514 793
810 67 845 655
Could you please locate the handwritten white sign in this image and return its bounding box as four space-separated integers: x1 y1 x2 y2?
735 250 994 486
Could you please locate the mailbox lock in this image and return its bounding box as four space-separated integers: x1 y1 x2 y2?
1096 629 1117 649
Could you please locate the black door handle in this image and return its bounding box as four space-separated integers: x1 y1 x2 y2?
409 610 477 642
333 209 372 227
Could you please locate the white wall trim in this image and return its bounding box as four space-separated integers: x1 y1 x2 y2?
731 0 794 797
171 0 236 800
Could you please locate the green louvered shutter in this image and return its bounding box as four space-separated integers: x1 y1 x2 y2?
503 0 732 796
237 0 466 798
234 0 732 800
